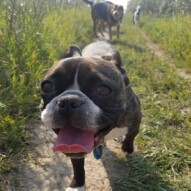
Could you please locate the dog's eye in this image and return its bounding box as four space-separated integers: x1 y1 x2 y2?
96 85 111 96
41 81 53 93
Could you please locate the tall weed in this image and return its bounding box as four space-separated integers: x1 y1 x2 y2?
0 1 92 181
42 7 92 61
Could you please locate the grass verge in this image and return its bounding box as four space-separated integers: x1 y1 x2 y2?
110 16 191 191
141 14 191 73
0 4 92 190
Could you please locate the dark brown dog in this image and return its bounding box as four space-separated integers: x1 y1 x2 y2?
40 41 141 191
83 0 124 40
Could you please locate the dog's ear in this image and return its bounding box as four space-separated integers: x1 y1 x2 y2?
102 52 130 86
59 45 82 60
111 4 117 11
119 5 124 14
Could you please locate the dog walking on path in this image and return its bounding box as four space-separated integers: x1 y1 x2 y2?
82 0 124 40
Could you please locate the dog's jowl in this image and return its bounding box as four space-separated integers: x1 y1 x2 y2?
40 41 141 191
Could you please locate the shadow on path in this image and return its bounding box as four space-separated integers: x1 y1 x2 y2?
101 144 174 191
17 120 72 191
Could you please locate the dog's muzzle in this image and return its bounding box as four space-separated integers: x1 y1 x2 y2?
57 92 86 119
41 90 104 155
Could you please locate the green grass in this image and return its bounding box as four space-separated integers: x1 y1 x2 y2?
42 7 92 59
141 14 191 73
0 3 92 189
0 3 191 191
111 16 191 191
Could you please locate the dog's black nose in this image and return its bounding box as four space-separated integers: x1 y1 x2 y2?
57 94 85 112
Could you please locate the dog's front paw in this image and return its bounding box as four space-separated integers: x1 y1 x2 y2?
66 186 85 191
121 141 134 154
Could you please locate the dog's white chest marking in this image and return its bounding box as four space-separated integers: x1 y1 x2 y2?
105 127 128 141
66 186 85 191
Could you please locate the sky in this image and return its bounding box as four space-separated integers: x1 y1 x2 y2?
109 0 130 10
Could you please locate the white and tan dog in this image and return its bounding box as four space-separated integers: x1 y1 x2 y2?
133 5 141 25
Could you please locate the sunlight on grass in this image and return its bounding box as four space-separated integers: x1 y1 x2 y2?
0 2 191 191
142 14 191 72
114 16 191 191
0 2 93 189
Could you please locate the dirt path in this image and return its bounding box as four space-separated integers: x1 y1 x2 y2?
96 30 191 81
95 30 110 41
143 34 191 80
13 119 127 191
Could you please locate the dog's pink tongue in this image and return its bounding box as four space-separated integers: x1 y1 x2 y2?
53 127 94 153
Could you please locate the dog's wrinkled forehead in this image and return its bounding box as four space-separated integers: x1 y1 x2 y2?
79 58 121 78
43 57 81 89
43 57 122 90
